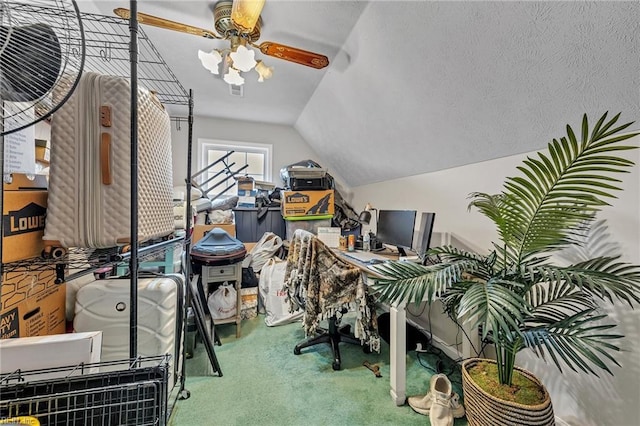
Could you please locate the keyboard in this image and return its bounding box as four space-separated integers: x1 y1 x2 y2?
341 251 388 264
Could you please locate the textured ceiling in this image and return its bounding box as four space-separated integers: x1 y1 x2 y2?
80 1 640 188
298 1 640 186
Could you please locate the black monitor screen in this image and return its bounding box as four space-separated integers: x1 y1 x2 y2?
376 210 417 256
416 212 436 260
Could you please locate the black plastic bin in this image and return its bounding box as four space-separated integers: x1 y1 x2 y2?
233 207 287 242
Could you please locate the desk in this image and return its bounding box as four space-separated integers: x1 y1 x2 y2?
336 249 477 406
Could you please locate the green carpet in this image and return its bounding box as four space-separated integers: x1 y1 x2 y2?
169 314 468 426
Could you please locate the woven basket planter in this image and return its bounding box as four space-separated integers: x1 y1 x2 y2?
462 358 555 426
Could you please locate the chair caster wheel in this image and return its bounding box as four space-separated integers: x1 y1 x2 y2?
332 361 341 371
179 389 191 400
363 345 372 354
293 347 301 355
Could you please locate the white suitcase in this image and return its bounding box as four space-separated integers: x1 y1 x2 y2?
44 71 174 249
73 274 185 387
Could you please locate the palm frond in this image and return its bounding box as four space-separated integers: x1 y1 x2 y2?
430 246 496 279
457 278 529 341
370 247 492 305
522 311 623 376
557 257 640 306
472 112 638 264
468 192 514 247
439 281 474 321
525 280 597 325
368 261 435 305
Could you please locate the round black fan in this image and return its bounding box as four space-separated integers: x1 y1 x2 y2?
1 0 85 136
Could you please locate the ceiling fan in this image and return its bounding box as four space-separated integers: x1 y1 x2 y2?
114 0 329 88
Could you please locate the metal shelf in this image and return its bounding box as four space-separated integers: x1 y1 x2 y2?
2 237 184 282
2 5 191 277
6 3 189 106
1 2 196 409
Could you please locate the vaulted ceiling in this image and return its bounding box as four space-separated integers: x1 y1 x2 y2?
82 1 640 187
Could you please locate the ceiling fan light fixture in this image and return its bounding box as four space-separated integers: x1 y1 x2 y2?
255 60 273 82
229 44 257 72
223 67 245 86
198 49 222 74
230 0 265 33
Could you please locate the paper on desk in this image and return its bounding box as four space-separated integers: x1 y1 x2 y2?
317 227 341 248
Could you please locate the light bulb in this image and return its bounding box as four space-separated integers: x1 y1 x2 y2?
255 60 274 82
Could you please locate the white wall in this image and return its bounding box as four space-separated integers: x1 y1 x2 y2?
352 136 640 425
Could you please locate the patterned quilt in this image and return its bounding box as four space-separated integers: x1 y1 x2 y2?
284 229 380 352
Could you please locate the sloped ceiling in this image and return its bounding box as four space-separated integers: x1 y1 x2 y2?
296 1 640 187
80 1 640 188
80 0 368 124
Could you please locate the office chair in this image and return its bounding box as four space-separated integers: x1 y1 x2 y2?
285 229 380 370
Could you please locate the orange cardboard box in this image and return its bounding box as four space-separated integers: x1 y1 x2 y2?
2 174 48 263
281 189 335 217
1 268 66 339
192 223 236 245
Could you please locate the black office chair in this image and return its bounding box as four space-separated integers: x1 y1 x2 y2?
285 230 379 370
294 307 370 370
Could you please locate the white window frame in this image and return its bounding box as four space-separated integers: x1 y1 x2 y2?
197 138 273 185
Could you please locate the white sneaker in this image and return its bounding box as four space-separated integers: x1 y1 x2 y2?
408 374 440 415
449 391 465 418
407 374 465 419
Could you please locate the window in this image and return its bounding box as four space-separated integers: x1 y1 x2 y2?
197 139 272 194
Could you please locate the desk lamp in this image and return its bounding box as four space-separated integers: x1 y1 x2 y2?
358 203 378 235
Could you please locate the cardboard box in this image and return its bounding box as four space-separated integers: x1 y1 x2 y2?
237 189 257 208
1 268 66 339
282 189 335 217
192 223 236 245
237 177 255 192
35 139 50 164
2 174 48 263
0 331 102 379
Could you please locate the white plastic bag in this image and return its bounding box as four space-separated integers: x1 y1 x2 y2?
207 283 237 320
259 258 303 326
242 232 283 272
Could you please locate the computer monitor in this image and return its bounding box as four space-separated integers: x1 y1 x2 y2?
376 209 417 257
415 212 436 264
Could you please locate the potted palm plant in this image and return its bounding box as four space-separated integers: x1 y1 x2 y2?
369 112 640 425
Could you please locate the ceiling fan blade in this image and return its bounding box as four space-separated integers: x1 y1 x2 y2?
257 42 329 69
113 8 221 39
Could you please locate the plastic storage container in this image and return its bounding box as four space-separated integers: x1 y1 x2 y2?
284 215 333 238
233 207 286 242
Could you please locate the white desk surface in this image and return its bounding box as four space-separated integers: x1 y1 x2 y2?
335 249 397 273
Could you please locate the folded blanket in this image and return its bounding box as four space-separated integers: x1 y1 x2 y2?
173 201 196 230
284 229 380 352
